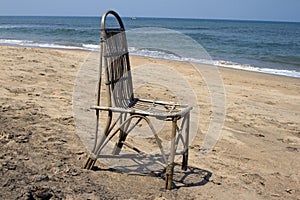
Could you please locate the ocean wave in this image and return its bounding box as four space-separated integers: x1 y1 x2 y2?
82 44 100 50
0 25 38 29
129 47 300 78
129 47 182 61
1 39 29 45
215 60 300 78
0 39 99 51
0 39 299 78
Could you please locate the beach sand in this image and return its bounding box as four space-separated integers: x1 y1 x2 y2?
0 45 299 199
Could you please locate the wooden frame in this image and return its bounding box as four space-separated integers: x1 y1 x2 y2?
84 10 192 190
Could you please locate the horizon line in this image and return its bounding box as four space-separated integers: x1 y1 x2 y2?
0 14 299 23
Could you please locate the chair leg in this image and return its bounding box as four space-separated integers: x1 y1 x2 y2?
112 117 142 155
85 111 113 170
112 114 129 155
165 163 175 190
165 118 177 190
112 130 127 155
182 113 190 171
84 156 97 170
182 149 188 171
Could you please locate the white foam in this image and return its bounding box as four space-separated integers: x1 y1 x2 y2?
0 39 33 45
0 39 299 78
0 25 33 29
0 39 100 51
129 47 300 78
82 44 100 51
215 60 300 78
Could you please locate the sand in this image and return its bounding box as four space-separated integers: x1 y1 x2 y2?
0 45 299 199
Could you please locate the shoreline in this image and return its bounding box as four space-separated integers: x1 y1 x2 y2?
1 43 299 79
133 53 300 81
1 45 299 199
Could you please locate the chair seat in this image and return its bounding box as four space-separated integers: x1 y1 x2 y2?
91 98 192 119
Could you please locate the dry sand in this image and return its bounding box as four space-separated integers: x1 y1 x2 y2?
0 45 299 199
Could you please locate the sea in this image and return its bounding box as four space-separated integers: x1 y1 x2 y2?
0 16 300 78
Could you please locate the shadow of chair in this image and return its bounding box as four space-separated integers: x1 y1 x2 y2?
91 164 212 189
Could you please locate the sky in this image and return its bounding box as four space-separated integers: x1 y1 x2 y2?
0 0 300 22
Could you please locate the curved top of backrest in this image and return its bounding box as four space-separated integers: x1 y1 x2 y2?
100 10 133 108
101 10 125 30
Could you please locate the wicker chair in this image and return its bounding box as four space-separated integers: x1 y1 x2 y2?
84 10 192 190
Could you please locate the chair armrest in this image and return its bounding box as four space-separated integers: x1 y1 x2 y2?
90 105 192 118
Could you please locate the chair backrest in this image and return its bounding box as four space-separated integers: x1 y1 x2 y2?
100 10 134 108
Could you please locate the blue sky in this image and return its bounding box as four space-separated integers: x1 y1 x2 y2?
1 0 300 22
